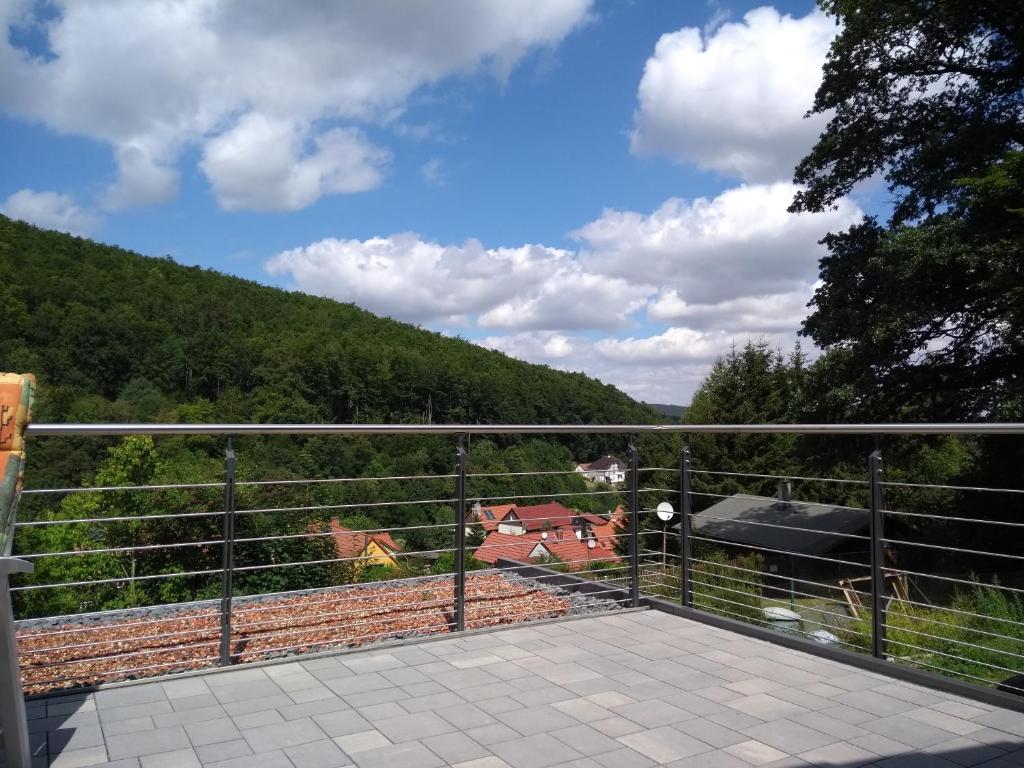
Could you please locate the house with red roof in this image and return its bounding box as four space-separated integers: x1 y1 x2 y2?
494 501 607 536
328 518 401 570
465 502 516 535
473 504 623 571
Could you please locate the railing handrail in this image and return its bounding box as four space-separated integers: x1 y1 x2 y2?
24 422 1024 436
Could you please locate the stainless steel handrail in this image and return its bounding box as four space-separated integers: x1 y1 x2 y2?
7 417 1024 764
26 422 1024 435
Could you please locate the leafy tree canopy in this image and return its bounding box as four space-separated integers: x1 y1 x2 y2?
792 0 1024 224
803 155 1024 420
792 1 1024 422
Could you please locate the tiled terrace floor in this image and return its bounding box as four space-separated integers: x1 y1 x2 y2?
23 610 1024 768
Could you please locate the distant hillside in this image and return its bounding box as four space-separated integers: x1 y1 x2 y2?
645 403 688 420
1 216 673 616
0 216 662 485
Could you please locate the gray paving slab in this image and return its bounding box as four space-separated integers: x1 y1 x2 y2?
289 686 338 704
616 724 712 763
48 745 110 768
610 699 696 728
371 711 457 742
862 713 972 749
206 749 293 768
184 717 241 747
211 679 284 704
502 704 581 736
464 723 524 746
420 731 492 764
490 733 584 768
344 686 409 707
795 740 878 767
359 701 407 721
549 723 623 756
284 738 352 768
194 738 252 764
349 739 444 768
101 716 156 737
242 717 328 753
98 701 172 724
48 724 105 753
139 747 201 768
672 717 747 748
169 693 220 712
95 686 167 710
741 718 839 754
233 709 285 729
312 708 374 737
278 696 351 720
152 703 227 727
31 611 1024 768
106 726 190 760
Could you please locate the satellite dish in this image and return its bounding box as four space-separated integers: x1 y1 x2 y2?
587 538 596 549
656 501 675 522
541 531 548 540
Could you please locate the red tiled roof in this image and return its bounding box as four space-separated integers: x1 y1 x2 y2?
471 503 516 532
579 512 610 527
473 524 620 570
505 502 575 531
473 532 546 565
543 532 619 567
590 506 626 547
328 519 400 559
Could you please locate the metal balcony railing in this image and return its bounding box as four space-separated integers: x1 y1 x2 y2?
0 422 1021 768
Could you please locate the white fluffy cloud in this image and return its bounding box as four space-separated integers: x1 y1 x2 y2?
0 0 591 210
574 183 861 305
648 286 814 332
267 183 857 333
630 6 837 182
480 329 732 403
481 332 578 362
594 327 726 364
1 189 99 235
266 234 652 330
267 181 860 400
103 143 181 209
201 118 390 212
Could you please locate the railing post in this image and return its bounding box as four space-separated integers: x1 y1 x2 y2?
868 447 887 659
0 557 34 768
454 435 467 632
627 439 640 608
219 442 236 667
679 444 693 608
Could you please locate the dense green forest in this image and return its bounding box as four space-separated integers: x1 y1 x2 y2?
0 214 652 617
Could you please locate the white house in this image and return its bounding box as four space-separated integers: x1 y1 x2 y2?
575 455 625 484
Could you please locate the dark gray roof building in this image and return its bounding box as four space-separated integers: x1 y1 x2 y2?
678 494 868 555
585 455 622 471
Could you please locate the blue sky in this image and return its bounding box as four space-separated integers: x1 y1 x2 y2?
0 0 867 404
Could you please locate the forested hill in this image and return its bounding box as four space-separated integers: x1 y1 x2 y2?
0 216 668 616
0 215 658 430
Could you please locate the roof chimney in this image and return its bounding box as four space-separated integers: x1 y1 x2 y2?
777 480 792 502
